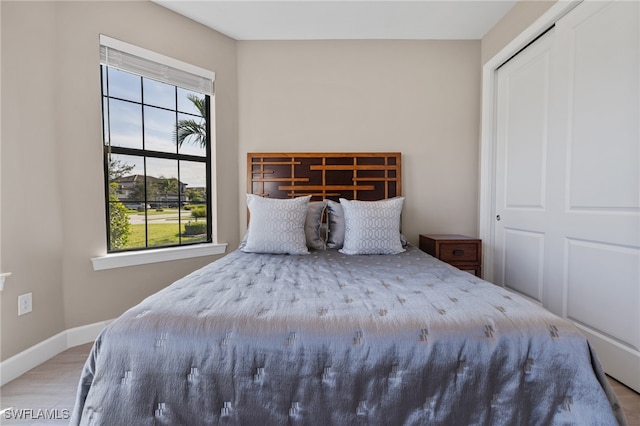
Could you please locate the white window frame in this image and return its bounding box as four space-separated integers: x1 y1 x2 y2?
91 36 226 271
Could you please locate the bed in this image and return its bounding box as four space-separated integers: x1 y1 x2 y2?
71 153 626 425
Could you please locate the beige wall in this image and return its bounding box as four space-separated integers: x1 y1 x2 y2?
481 0 556 64
0 1 239 360
237 40 481 245
1 1 66 361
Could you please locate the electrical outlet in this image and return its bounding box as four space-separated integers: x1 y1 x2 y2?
18 293 32 316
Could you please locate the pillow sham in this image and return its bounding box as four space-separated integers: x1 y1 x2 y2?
305 200 327 250
339 197 405 255
241 194 311 255
327 198 407 249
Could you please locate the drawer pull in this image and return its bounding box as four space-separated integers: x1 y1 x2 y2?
453 249 465 256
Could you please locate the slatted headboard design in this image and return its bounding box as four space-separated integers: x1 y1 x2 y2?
247 152 402 201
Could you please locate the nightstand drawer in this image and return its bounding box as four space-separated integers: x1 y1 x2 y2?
419 234 482 278
438 243 479 263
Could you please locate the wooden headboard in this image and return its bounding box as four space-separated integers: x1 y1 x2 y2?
247 152 401 201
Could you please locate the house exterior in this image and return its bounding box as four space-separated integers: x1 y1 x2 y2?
114 174 188 207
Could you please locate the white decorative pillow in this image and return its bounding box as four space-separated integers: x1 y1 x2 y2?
339 197 405 255
241 194 311 255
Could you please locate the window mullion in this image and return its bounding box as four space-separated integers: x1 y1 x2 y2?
175 86 182 245
140 76 150 249
108 146 206 163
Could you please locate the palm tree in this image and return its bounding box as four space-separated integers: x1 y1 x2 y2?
176 94 207 148
156 177 179 207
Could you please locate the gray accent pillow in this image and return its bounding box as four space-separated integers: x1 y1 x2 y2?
339 197 406 255
241 194 311 255
319 223 328 243
305 200 327 250
325 199 346 249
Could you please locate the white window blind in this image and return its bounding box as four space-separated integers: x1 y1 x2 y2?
99 35 214 96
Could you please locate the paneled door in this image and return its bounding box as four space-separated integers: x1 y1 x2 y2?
494 0 640 391
494 29 554 305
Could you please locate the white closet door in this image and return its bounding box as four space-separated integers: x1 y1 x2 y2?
494 29 554 304
495 0 639 392
547 0 640 392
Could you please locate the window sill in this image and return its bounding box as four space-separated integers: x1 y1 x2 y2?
91 243 228 271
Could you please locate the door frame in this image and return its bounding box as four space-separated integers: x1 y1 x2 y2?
479 0 581 282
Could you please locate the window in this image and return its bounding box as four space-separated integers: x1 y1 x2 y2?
99 36 215 253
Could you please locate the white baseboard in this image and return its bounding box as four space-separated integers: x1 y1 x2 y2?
0 319 112 386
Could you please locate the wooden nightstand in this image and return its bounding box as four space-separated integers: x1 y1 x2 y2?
419 234 482 277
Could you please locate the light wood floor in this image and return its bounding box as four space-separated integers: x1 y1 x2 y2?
0 344 92 425
1 343 638 425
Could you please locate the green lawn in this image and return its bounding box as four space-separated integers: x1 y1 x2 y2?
123 222 207 249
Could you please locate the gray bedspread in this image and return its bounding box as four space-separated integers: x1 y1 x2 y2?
71 246 626 425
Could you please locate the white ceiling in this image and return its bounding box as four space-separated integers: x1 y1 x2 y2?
152 1 517 41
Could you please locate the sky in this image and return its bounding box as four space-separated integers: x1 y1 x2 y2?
103 67 209 188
